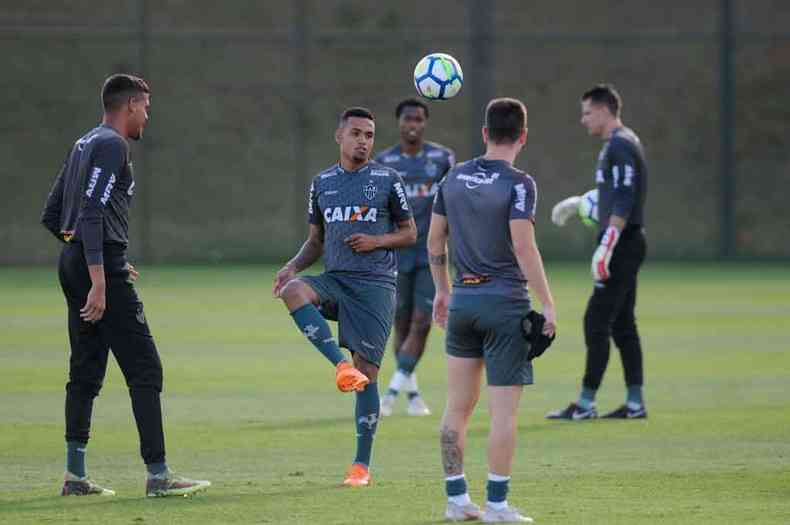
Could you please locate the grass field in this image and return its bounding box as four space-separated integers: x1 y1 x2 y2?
1 262 789 524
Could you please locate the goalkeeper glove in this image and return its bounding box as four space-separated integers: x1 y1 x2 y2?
551 195 582 226
591 225 620 281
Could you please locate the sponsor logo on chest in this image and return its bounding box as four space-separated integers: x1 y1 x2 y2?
323 206 379 223
458 172 500 189
76 133 101 152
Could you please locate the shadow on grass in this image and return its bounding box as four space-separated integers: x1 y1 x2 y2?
0 483 341 516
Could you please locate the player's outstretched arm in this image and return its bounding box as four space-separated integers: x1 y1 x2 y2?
427 213 451 329
344 217 417 253
551 194 582 226
510 219 556 336
273 223 324 297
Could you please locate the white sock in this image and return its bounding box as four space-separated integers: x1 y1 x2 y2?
406 372 419 394
387 370 409 393
488 473 511 482
626 401 643 411
487 500 508 511
449 493 471 506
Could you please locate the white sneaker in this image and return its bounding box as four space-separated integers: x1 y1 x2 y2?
407 396 431 416
380 393 396 417
481 504 533 523
445 501 482 521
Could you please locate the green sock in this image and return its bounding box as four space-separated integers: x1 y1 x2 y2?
354 382 379 466
578 387 596 409
627 385 643 407
66 441 87 478
290 304 345 366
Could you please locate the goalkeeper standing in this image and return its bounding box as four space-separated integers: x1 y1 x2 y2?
547 84 648 420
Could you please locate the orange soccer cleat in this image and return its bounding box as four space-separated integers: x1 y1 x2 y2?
343 463 371 487
335 362 369 393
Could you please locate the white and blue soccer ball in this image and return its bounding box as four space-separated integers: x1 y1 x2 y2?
578 188 599 227
413 53 463 100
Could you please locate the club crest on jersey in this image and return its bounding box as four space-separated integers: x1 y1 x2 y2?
363 181 377 200
424 160 438 177
323 206 378 223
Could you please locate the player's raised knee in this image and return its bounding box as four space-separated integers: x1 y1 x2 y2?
279 279 312 308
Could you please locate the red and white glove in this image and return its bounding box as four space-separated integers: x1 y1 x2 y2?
591 225 620 281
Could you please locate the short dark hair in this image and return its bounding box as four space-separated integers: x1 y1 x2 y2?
485 98 527 144
395 98 429 119
102 74 150 112
581 84 622 117
339 106 375 126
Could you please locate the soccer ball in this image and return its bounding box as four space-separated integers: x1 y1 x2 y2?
413 53 463 100
578 188 599 227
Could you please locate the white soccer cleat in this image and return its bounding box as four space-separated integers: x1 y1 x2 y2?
481 504 533 523
380 393 396 417
445 501 482 521
407 396 432 416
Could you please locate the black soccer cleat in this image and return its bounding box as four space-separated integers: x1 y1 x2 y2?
601 404 648 419
545 402 598 421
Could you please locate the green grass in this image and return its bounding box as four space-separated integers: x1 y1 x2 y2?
1 262 789 524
